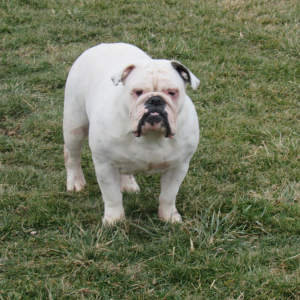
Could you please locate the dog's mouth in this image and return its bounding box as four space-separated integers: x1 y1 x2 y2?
130 94 177 139
133 110 173 138
132 96 174 138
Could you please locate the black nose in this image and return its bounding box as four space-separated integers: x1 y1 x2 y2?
146 96 165 106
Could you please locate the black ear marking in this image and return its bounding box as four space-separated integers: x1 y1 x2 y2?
180 70 189 81
171 62 191 84
170 60 200 90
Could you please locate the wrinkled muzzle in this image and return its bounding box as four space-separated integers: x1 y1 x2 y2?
130 93 178 138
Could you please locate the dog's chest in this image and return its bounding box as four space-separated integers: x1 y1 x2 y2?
118 158 174 175
114 143 181 175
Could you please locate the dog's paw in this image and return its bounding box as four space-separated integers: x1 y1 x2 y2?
67 170 86 192
158 207 182 223
64 145 86 192
120 175 140 193
102 212 126 225
102 206 125 225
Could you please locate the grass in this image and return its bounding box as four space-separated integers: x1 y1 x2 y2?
0 0 300 298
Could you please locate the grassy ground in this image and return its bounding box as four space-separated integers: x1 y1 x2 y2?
1 0 300 298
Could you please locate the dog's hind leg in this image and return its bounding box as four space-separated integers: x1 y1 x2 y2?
63 75 89 192
120 175 140 193
63 126 88 192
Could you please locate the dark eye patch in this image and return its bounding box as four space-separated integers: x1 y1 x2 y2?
135 90 143 96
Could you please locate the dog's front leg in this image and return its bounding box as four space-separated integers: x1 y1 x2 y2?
158 163 190 223
94 161 125 224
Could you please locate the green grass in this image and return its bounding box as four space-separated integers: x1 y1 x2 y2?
1 0 300 298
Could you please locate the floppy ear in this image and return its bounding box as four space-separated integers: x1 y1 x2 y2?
171 60 200 90
111 63 135 86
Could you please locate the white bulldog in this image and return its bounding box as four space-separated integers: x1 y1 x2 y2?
63 43 200 224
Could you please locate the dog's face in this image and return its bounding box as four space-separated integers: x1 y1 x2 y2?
111 59 199 138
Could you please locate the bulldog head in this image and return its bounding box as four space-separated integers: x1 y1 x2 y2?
111 59 199 138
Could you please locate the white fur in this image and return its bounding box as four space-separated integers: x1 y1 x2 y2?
63 43 199 224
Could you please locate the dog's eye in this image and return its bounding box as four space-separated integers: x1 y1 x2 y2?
135 90 143 96
168 91 175 96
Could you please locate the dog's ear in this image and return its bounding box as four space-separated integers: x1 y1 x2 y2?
111 63 135 86
171 60 200 90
